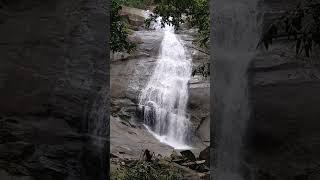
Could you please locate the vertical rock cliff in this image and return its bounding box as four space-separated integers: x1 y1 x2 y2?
0 0 109 179
247 1 320 179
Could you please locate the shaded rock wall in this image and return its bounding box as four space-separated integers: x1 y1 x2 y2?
248 48 320 180
0 0 109 179
247 1 320 179
0 0 108 130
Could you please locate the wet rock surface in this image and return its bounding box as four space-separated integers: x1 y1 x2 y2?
110 115 174 159
110 16 210 158
178 29 210 145
110 27 171 160
110 30 164 101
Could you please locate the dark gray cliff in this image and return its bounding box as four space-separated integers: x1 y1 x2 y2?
0 1 109 180
246 1 320 179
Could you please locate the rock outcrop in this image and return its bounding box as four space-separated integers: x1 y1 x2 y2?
0 1 109 180
120 6 146 29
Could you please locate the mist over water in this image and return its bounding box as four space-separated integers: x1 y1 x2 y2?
139 22 192 150
212 0 261 179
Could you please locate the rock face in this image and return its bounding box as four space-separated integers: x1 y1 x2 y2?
110 116 175 159
0 1 109 180
179 29 210 145
246 1 320 179
110 16 210 157
110 28 167 158
111 30 163 102
176 28 210 146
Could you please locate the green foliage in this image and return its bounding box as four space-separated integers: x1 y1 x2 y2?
186 0 210 47
258 1 320 57
111 0 137 53
116 0 154 9
111 161 183 180
147 0 210 48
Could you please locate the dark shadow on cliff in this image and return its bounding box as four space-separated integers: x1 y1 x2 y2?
0 0 110 179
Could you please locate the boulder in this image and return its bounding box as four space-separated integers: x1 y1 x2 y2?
170 150 183 160
180 150 197 162
199 147 209 160
195 163 210 173
120 6 146 27
199 146 210 167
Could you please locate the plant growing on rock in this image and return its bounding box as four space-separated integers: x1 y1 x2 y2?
258 1 320 57
111 160 183 180
111 0 137 53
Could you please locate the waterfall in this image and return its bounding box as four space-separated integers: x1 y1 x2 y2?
211 0 261 179
138 22 192 150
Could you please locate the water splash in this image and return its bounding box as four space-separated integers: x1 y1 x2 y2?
211 0 261 179
144 125 191 150
139 22 192 150
143 10 163 30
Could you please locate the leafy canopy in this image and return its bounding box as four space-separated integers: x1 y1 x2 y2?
111 0 209 53
111 0 210 77
145 0 210 77
146 0 210 48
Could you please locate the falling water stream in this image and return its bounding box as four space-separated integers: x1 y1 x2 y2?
139 17 192 150
212 0 261 179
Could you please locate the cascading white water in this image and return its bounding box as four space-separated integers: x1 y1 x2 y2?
139 21 192 150
212 0 261 179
